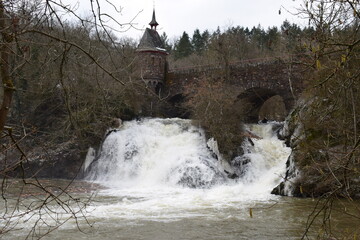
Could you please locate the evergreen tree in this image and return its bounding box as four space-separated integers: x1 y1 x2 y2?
250 25 266 51
201 30 210 50
265 26 280 51
281 20 302 51
174 31 193 59
160 32 172 52
192 29 205 55
244 27 251 37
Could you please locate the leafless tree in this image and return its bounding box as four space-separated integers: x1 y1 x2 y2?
289 0 360 238
0 0 146 238
183 75 246 161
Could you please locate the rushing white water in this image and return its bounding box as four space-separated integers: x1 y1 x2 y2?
4 118 360 240
85 118 291 221
232 123 292 192
87 118 226 188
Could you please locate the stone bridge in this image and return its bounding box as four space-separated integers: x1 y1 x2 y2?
164 57 305 122
136 13 306 122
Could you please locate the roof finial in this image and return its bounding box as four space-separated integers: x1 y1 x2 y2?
149 7 159 30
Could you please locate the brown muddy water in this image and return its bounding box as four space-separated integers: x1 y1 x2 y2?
1 179 359 240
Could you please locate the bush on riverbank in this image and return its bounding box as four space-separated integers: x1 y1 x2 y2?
292 0 360 199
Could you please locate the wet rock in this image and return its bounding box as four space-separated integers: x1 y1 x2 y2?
177 166 222 188
231 155 251 177
110 118 123 129
271 182 285 195
224 170 239 179
17 140 84 179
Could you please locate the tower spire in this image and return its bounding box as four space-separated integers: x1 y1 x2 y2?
149 9 159 30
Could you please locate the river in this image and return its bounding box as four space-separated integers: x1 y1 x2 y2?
1 118 359 239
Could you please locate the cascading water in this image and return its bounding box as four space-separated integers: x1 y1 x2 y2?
85 118 292 219
86 118 226 188
231 123 292 193
5 118 358 240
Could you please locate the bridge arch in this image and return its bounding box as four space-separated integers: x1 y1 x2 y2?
235 87 293 123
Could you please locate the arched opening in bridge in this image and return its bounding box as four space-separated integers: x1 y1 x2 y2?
235 87 289 123
258 95 287 122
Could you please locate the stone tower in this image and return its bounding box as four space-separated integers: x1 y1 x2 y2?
136 9 168 94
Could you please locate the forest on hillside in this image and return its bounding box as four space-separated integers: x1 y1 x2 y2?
165 20 310 67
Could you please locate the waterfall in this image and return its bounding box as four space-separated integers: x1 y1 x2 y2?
231 123 292 193
86 118 291 196
86 118 227 188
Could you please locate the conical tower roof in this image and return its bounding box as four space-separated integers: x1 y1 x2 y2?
137 28 166 52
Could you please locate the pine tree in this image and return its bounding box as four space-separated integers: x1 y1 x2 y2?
174 31 193 59
192 29 205 55
265 26 280 51
281 20 302 51
201 30 210 51
160 32 172 52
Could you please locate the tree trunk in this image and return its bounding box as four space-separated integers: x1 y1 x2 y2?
0 1 15 132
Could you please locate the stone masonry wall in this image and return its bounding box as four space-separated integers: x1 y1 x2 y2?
165 60 305 110
138 51 167 83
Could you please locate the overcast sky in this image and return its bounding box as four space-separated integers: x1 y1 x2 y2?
69 0 305 41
